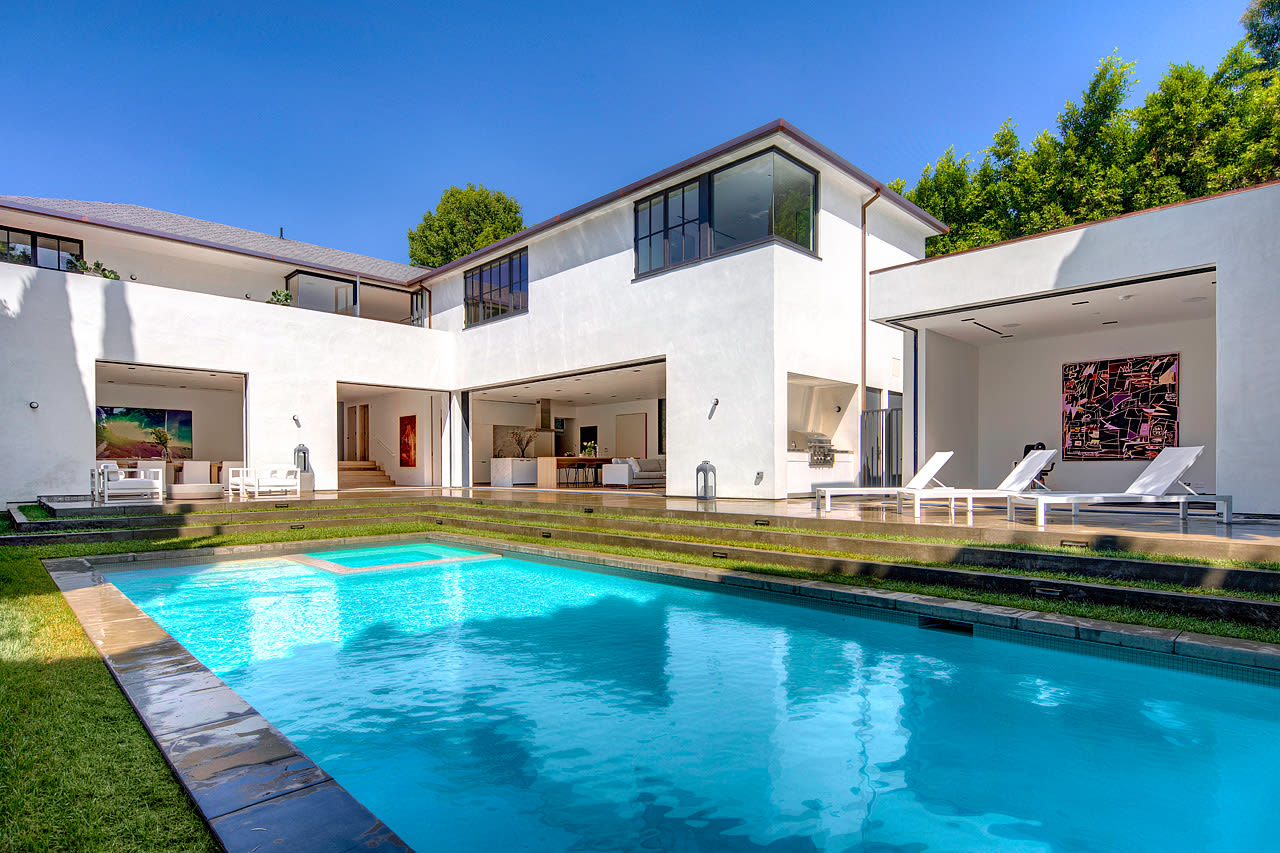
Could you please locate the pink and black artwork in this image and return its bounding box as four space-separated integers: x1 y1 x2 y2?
1062 353 1179 461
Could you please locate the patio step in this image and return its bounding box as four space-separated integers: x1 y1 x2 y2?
337 462 396 489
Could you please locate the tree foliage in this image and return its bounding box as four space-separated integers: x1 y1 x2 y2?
1244 0 1280 69
408 183 524 268
899 35 1280 257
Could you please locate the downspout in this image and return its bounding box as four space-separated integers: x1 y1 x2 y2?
860 189 882 413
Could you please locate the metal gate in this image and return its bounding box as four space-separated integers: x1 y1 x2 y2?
860 407 903 487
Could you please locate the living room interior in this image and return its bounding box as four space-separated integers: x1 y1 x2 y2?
468 360 667 490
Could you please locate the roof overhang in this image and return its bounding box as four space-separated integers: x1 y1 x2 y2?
409 119 948 284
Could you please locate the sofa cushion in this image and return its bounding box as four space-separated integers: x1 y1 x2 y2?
637 458 663 473
626 457 642 474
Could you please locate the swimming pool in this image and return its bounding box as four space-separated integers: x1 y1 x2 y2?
108 542 1280 852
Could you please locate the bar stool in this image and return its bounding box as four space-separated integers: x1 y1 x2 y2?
570 462 587 487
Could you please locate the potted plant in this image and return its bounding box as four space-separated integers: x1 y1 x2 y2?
267 288 294 305
582 440 597 458
73 258 121 280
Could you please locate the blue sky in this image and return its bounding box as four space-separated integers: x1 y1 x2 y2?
3 1 1248 264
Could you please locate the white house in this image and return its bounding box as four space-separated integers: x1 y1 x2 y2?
869 180 1280 515
0 120 944 503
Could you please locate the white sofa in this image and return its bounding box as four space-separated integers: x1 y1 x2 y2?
226 464 301 498
601 457 666 488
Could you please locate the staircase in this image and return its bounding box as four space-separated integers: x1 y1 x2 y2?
338 460 397 489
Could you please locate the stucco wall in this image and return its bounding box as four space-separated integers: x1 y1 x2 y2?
0 265 455 501
921 330 980 487
872 183 1280 512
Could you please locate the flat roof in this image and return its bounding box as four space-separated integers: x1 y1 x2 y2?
870 178 1280 276
409 119 949 284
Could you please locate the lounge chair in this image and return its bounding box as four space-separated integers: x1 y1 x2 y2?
1007 446 1231 525
897 449 1058 518
170 460 223 499
229 464 301 498
815 451 954 512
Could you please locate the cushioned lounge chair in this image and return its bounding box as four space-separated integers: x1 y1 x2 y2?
100 462 164 504
1007 446 1231 525
897 449 1057 518
815 451 954 512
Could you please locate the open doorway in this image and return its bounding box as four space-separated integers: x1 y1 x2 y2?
94 361 246 497
468 360 666 490
336 382 447 489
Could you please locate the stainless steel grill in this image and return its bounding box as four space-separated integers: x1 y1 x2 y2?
806 433 835 468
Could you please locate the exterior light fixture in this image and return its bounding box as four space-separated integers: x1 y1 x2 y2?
708 398 719 419
28 401 39 409
292 415 301 427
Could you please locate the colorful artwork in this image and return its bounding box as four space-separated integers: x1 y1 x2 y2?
96 407 193 460
1062 353 1179 461
399 414 417 468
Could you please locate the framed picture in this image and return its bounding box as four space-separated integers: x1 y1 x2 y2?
399 414 417 468
96 407 193 460
1062 352 1179 460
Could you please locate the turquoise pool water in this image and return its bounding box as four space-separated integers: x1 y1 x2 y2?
108 545 1280 852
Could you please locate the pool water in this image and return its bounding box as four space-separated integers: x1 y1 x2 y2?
108 545 1280 852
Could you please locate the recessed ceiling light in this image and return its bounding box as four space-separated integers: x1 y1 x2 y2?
1001 323 1021 329
107 380 114 383
1071 301 1089 306
1118 294 1134 301
960 317 975 322
584 392 591 395
611 395 617 398
179 385 187 388
632 369 641 372
1183 296 1208 303
1102 321 1118 326
574 378 582 382
128 366 136 370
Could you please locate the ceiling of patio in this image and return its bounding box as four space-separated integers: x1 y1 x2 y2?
96 361 245 392
907 269 1216 346
471 360 666 406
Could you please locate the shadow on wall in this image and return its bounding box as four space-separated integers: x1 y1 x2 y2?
0 269 104 499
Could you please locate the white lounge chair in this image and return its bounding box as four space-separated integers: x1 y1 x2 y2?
897 449 1058 518
229 464 301 498
815 451 954 512
171 460 223 499
100 462 164 504
1007 446 1232 525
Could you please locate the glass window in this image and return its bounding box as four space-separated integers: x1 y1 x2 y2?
9 231 32 265
287 271 357 314
711 150 816 253
59 238 83 271
36 235 60 269
635 180 699 275
464 247 528 328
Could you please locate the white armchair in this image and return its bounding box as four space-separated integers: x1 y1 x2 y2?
227 464 301 498
99 462 164 504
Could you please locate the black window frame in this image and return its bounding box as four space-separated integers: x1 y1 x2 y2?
632 146 819 279
463 246 528 329
1 224 83 272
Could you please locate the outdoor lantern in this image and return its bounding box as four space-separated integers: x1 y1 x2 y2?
293 443 312 474
696 460 717 500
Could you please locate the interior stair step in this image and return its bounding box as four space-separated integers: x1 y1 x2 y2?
337 460 397 488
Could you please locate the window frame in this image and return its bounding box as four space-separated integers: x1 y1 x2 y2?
632 146 819 280
463 246 529 329
1 224 83 272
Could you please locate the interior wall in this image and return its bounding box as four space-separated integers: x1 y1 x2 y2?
554 399 661 459
94 380 244 463
336 389 444 486
977 316 1215 493
921 330 980 486
470 400 537 483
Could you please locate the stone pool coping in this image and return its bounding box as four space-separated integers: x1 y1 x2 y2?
44 530 1280 850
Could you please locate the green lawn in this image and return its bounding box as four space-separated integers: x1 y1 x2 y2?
2 514 1278 849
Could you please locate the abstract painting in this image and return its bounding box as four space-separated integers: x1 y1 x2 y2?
399 414 417 468
1062 353 1179 460
96 407 193 460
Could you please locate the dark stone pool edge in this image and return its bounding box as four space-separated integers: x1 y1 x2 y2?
42 557 413 853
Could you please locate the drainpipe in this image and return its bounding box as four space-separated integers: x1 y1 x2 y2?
860 189 882 414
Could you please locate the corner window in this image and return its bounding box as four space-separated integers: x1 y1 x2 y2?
464 247 528 328
712 150 815 253
1 226 81 270
633 147 817 277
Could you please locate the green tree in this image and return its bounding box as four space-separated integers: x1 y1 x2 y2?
407 183 524 268
1243 0 1280 69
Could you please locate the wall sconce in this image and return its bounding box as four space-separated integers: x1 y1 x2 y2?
292 415 301 427
835 405 842 413
28 401 39 410
708 398 719 420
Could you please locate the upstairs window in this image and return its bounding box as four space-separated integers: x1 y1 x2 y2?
464 247 528 328
633 148 817 277
1 226 82 271
711 150 816 253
